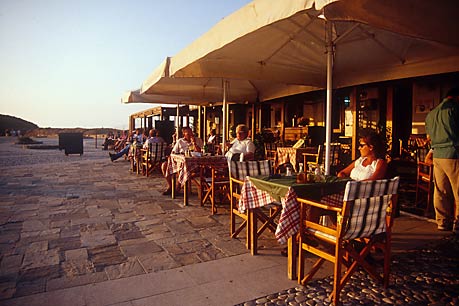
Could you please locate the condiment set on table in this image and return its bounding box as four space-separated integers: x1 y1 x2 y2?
293 163 325 183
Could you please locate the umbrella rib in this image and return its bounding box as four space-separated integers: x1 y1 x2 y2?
358 25 406 64
262 13 323 64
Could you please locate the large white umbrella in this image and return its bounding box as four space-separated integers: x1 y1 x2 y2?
141 57 318 154
144 0 459 173
121 89 194 105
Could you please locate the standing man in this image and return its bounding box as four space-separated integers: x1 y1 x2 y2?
425 87 459 234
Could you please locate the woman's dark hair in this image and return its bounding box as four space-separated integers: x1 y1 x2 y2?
360 131 386 159
446 87 459 97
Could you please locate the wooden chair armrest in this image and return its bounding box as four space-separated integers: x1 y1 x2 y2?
297 197 342 212
417 161 433 167
230 177 245 185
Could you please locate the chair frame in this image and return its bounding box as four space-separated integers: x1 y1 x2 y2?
304 143 341 174
229 160 281 255
141 142 168 177
264 142 278 171
199 165 230 214
414 148 434 216
297 177 399 305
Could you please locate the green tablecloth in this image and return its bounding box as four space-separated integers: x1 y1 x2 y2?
248 175 350 202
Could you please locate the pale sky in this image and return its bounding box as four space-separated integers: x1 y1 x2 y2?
0 0 252 129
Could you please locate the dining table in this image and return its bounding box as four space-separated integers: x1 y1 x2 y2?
238 174 349 279
276 147 318 172
166 153 228 206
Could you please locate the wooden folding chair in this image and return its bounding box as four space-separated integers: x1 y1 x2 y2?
297 177 400 305
303 145 321 170
229 160 281 254
141 142 168 177
199 164 230 214
129 144 143 174
305 143 341 174
264 142 278 171
415 148 434 216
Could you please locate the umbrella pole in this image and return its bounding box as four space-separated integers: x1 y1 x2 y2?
325 21 334 175
176 102 180 138
222 80 228 155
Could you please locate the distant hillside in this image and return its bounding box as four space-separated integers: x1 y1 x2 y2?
25 127 121 138
0 114 120 137
0 114 38 135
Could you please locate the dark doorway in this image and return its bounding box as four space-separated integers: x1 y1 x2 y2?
392 83 413 157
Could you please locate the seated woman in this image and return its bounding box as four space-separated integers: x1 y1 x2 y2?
282 131 389 257
337 131 388 181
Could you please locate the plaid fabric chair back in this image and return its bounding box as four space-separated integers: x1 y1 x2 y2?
341 176 399 240
319 143 341 166
230 160 272 180
150 142 167 161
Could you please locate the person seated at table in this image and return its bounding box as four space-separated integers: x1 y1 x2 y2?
161 127 203 195
113 130 128 152
337 131 388 180
109 129 141 162
225 124 256 162
281 132 389 257
206 129 217 154
143 129 166 149
102 132 116 150
207 129 217 144
318 131 387 226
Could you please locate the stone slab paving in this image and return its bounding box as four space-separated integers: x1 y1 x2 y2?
0 136 457 306
0 137 283 302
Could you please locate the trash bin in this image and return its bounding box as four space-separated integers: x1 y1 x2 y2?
58 133 83 155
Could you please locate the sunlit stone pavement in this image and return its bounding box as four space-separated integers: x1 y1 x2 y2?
0 136 457 305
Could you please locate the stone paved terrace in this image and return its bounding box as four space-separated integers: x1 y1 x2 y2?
0 136 456 306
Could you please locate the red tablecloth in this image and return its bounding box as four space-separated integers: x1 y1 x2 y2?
238 175 348 244
238 177 299 244
276 147 317 172
167 154 227 186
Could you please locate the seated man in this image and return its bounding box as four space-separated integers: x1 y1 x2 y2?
225 124 256 162
143 129 166 149
109 129 142 162
161 127 203 195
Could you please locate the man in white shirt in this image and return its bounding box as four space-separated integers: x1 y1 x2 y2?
225 124 256 162
161 127 203 195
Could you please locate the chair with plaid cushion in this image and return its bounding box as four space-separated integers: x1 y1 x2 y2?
229 160 281 254
140 142 168 177
297 177 400 305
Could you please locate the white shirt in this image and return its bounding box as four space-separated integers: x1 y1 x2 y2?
207 134 216 144
225 138 256 162
350 157 381 181
172 137 203 154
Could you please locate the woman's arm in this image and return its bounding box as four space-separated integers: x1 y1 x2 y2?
367 159 388 180
337 161 356 178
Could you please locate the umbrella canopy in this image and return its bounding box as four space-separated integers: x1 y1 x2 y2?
166 0 459 89
121 89 194 105
141 56 319 154
141 57 318 103
143 0 459 173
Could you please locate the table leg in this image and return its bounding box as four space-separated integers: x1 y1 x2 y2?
183 179 189 206
250 209 257 255
288 233 298 280
171 174 176 199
